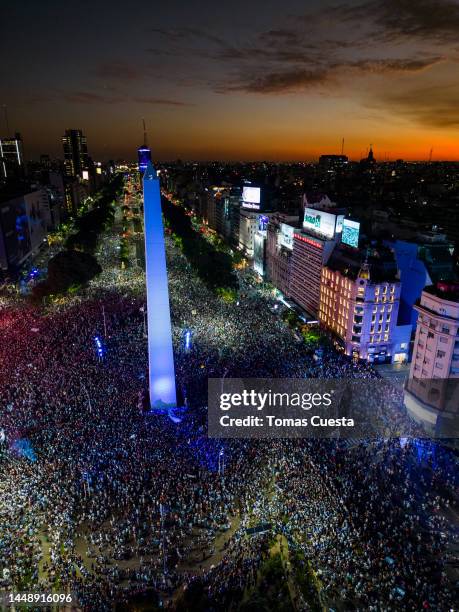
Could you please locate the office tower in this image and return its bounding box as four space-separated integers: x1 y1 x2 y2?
62 129 89 178
143 161 177 408
265 214 299 298
289 200 344 316
0 132 25 179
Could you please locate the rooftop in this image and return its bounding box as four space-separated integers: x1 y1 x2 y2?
327 243 399 282
423 282 459 304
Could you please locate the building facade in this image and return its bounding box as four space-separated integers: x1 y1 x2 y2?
319 262 409 363
0 190 47 272
290 232 336 316
404 284 459 440
410 285 459 379
62 129 89 178
0 133 25 180
265 215 298 297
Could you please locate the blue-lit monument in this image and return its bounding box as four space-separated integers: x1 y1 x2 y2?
138 119 152 174
143 161 177 409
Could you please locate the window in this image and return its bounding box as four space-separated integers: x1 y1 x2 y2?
440 337 448 344
441 326 450 334
437 350 445 358
428 332 434 339
435 363 443 370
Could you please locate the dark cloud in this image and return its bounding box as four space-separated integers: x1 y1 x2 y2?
335 0 459 43
63 91 124 104
62 91 191 107
376 84 459 128
220 69 330 94
96 62 143 81
346 57 444 74
144 1 457 135
220 57 442 94
133 96 194 107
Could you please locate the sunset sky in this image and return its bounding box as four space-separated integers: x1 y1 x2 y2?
2 0 459 161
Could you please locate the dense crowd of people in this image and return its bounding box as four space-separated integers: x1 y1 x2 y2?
0 190 457 611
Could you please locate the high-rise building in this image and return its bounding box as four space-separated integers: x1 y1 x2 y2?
289 200 344 316
409 283 459 379
404 283 459 440
0 188 47 272
319 246 411 363
62 129 89 178
0 132 25 180
318 155 348 171
265 214 299 297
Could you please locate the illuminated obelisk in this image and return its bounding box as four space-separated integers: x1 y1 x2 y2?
143 161 177 409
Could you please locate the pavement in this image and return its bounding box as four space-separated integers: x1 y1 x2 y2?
375 362 410 390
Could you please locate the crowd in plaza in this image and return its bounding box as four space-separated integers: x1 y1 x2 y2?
0 197 457 611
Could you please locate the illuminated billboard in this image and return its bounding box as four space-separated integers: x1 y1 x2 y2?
335 215 344 234
342 219 360 248
303 207 337 239
242 186 261 209
258 214 269 234
279 223 294 250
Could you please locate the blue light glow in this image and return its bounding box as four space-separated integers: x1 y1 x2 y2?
138 146 152 174
94 336 104 360
143 162 177 409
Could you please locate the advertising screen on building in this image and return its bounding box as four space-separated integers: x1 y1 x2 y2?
253 232 265 276
279 223 294 250
342 219 360 248
242 186 261 205
303 207 337 239
335 215 344 234
258 214 269 234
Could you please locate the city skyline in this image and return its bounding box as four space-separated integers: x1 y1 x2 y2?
2 0 459 161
